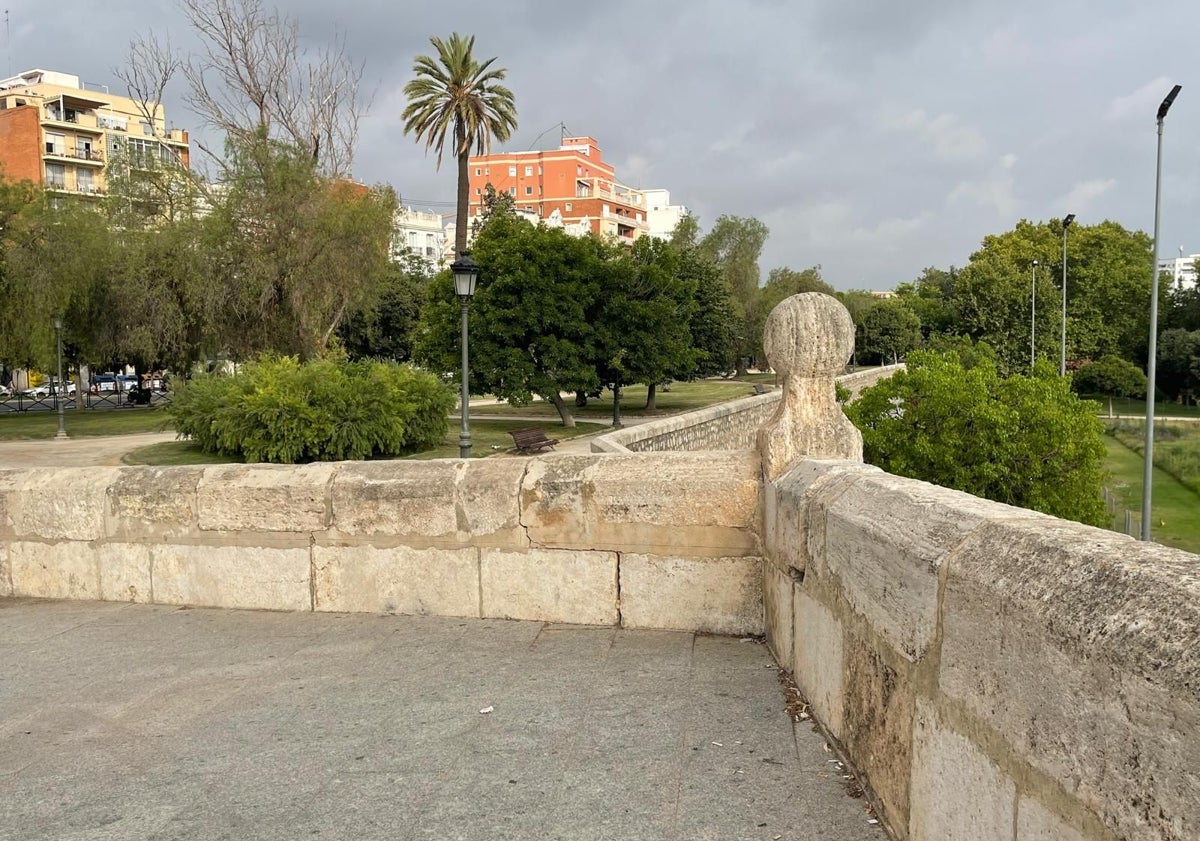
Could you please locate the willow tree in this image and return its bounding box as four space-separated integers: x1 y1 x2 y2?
402 33 517 257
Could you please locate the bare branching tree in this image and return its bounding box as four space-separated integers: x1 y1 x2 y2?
118 0 365 179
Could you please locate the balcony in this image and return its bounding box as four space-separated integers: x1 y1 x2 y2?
44 148 105 166
41 112 105 135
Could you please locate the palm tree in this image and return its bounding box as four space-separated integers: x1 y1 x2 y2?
403 33 518 258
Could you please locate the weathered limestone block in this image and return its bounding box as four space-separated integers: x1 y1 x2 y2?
106 467 202 540
809 472 1025 662
521 452 760 556
481 548 617 626
330 459 526 548
7 468 120 541
939 519 1200 841
909 700 1016 841
792 588 844 739
197 464 333 533
98 543 153 602
620 554 763 635
766 459 880 573
1017 798 1088 841
842 626 915 834
762 563 793 666
757 293 862 480
151 544 311 611
9 541 99 600
0 543 10 596
0 469 23 540
313 544 479 617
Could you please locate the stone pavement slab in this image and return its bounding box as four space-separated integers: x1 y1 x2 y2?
0 599 882 840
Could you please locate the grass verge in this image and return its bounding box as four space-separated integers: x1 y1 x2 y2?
0 408 170 440
475 380 762 423
1102 435 1200 554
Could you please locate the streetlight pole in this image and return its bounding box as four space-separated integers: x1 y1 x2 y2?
52 314 67 439
1143 83 1182 541
1060 214 1075 377
1030 260 1039 370
451 255 479 459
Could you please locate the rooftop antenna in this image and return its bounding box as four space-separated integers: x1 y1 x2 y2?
525 121 567 151
4 11 9 77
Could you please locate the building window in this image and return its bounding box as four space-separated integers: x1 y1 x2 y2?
525 186 533 195
44 163 65 188
475 168 481 176
577 165 582 175
538 165 542 175
45 133 65 155
508 166 517 177
77 168 93 193
524 165 532 176
509 187 516 196
476 188 481 195
565 203 572 212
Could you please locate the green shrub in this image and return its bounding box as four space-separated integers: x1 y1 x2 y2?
168 355 455 463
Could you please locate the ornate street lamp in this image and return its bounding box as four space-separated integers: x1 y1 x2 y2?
451 255 479 459
1060 214 1075 377
52 314 67 439
1143 83 1182 541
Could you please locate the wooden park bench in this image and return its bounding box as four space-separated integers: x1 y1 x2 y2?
510 427 559 454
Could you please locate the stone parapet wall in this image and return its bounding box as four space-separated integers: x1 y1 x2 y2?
592 365 903 455
0 452 765 635
763 458 1200 841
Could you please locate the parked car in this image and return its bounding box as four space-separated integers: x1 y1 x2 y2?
23 379 76 398
0 383 12 398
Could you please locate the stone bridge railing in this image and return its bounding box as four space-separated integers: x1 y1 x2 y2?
1 292 1195 841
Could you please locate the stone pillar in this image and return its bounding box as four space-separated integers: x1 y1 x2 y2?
756 293 862 480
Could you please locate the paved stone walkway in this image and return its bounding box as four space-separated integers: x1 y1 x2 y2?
0 600 882 840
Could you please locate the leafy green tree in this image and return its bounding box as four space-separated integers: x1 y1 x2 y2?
949 219 1154 373
1157 328 1200 404
415 212 605 426
403 33 517 257
860 299 922 364
699 215 768 372
1072 355 1148 401
338 255 430 361
846 352 1108 526
895 266 956 338
1166 282 1200 332
593 237 697 419
925 334 998 370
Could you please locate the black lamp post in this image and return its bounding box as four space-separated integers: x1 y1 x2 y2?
1143 83 1182 541
451 255 479 459
1060 214 1075 377
52 314 67 439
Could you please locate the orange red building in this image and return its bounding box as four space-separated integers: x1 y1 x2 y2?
466 135 648 243
0 68 190 199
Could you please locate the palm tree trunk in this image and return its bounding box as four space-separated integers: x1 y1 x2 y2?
456 127 469 257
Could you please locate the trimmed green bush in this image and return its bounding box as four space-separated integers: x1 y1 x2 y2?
168 356 456 463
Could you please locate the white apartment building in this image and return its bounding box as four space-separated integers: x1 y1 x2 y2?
642 189 689 240
1158 252 1198 290
393 207 447 272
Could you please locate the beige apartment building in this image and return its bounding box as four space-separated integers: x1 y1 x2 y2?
0 68 190 198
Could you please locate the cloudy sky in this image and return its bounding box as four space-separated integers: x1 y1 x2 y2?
8 0 1200 289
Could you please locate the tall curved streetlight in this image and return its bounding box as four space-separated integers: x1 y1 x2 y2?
1143 83 1183 541
1030 259 1039 370
1060 214 1075 377
451 255 480 459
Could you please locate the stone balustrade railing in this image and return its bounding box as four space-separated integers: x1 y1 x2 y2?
2 291 1194 840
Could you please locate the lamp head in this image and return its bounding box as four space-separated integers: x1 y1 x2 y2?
1158 84 1182 121
1063 213 1075 229
52 314 62 331
450 254 479 299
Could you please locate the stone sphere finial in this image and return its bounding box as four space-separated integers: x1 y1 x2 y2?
762 293 856 379
757 293 862 480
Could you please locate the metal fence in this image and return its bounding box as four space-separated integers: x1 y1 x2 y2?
0 389 171 415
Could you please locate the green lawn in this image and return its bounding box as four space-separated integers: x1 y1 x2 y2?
1092 396 1200 419
1102 436 1200 554
473 380 764 423
0 407 170 440
121 418 606 465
